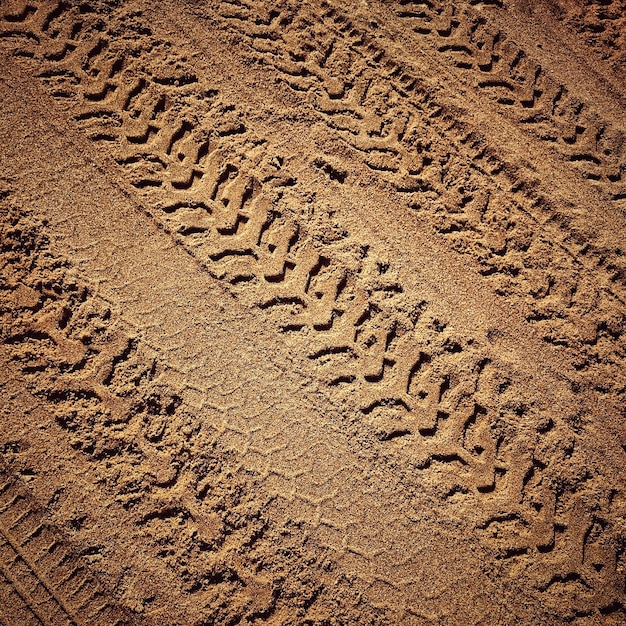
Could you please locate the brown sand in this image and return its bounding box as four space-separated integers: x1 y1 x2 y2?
0 0 625 624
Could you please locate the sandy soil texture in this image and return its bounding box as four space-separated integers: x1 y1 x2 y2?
1 0 625 624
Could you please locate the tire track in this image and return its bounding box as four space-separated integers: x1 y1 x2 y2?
387 0 626 187
0 0 504 497
207 0 626 399
1 154 517 624
1 0 626 620
213 0 626 196
0 199 391 623
0 462 138 626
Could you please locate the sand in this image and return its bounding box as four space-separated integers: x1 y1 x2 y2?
0 0 625 624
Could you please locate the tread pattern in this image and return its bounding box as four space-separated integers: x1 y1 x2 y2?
548 0 626 78
0 462 135 626
389 0 626 185
0 202 407 623
210 0 626 397
0 0 503 494
1 1 626 620
216 0 626 194
4 0 626 401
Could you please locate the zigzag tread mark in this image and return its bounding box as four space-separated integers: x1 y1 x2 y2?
0 0 505 492
390 1 625 184
210 0 626 395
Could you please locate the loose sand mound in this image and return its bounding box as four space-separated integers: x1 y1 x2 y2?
1 1 625 624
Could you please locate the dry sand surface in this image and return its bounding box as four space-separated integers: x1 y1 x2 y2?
1 0 626 624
